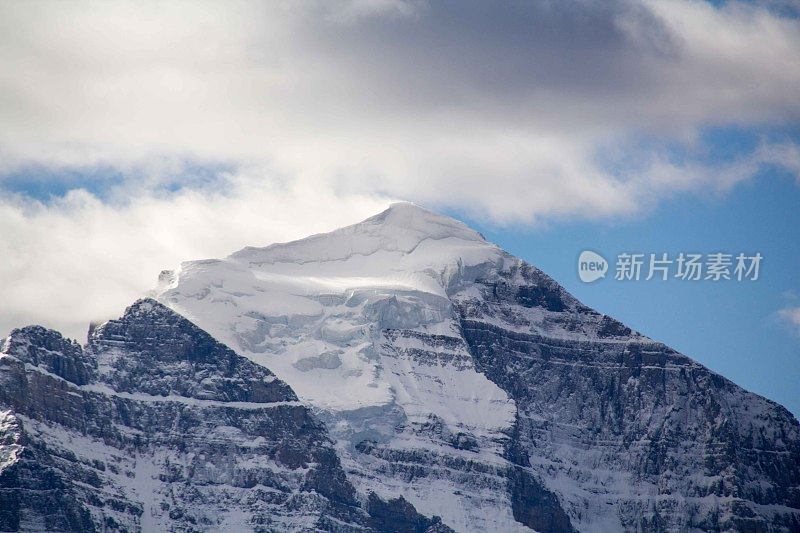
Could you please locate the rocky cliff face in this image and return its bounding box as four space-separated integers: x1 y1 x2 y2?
0 299 449 532
454 262 800 532
2 203 799 532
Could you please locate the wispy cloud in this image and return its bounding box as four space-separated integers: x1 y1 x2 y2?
778 306 800 337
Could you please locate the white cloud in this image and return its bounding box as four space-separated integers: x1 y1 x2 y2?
0 0 799 336
0 1 797 206
0 174 392 340
778 306 800 336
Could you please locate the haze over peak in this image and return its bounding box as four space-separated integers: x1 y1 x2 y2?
229 202 489 267
362 202 486 243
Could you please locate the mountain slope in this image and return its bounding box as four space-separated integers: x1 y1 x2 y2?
157 202 800 532
0 299 451 532
455 262 800 531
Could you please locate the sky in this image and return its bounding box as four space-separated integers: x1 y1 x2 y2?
0 1 798 414
455 159 800 416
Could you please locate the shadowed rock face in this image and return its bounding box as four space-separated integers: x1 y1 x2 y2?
2 326 94 385
455 262 800 532
89 299 297 404
0 299 451 532
366 494 453 533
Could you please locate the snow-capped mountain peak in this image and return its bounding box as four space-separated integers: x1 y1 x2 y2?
230 202 489 266
158 203 510 414
3 204 799 531
150 205 800 532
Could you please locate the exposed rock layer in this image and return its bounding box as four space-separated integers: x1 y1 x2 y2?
0 299 449 532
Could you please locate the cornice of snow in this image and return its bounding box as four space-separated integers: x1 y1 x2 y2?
229 202 491 266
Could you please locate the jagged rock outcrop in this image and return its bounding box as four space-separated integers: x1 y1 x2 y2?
454 262 800 532
0 299 450 532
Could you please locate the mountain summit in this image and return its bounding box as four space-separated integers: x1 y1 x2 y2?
232 202 490 263
157 203 511 414
2 204 799 532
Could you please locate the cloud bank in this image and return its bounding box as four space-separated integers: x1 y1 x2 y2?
0 175 390 339
1 0 799 337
